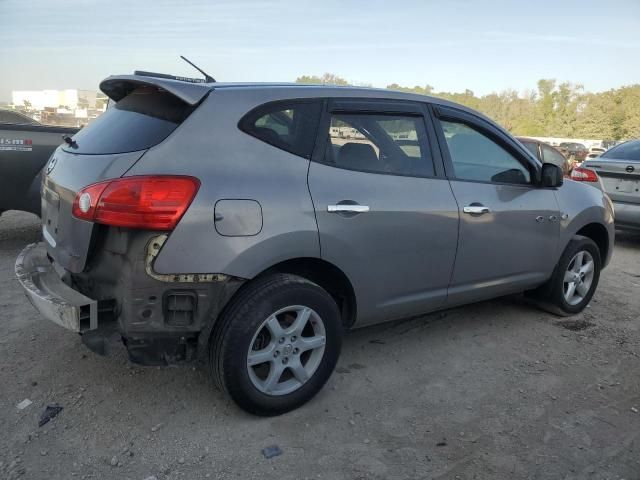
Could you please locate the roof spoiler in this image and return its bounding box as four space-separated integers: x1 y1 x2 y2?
134 70 208 84
99 75 213 106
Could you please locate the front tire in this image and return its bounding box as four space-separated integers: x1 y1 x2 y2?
533 236 601 315
209 273 343 416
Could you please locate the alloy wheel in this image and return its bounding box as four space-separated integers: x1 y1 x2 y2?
247 305 326 396
563 250 595 306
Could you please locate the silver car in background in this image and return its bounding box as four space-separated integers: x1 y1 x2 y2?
581 140 640 231
16 74 615 415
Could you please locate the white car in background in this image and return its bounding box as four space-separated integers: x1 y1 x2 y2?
584 146 606 162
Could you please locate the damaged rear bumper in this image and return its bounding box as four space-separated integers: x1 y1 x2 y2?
16 235 245 365
15 242 97 332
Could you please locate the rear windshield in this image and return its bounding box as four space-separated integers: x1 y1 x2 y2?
63 86 195 154
601 141 640 161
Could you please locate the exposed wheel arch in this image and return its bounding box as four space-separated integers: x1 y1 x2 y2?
259 258 357 329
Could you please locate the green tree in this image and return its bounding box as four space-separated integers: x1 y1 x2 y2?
575 92 615 139
295 73 350 86
619 85 640 138
535 79 556 134
386 84 434 96
296 73 640 140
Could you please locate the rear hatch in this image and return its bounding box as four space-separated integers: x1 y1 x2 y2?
42 76 211 272
584 141 640 205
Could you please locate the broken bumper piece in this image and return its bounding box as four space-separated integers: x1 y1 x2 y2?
15 242 97 332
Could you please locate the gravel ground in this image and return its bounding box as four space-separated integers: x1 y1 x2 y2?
0 210 639 480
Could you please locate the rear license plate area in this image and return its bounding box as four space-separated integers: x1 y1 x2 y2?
615 179 638 193
42 185 60 244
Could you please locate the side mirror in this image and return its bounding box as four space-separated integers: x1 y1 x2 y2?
540 163 563 188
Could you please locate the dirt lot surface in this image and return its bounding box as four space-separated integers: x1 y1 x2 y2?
1 210 639 480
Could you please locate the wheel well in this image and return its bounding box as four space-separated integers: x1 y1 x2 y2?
576 223 609 262
260 258 357 329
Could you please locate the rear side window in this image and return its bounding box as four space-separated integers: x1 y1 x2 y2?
64 86 194 154
323 112 434 177
239 100 322 159
601 141 640 161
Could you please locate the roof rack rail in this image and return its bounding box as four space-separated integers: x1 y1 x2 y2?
133 70 208 84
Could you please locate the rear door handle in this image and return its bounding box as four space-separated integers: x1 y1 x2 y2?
463 205 491 215
328 205 370 213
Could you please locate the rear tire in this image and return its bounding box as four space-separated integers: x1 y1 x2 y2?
209 273 343 416
531 236 601 316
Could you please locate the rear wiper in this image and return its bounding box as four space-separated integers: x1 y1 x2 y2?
62 135 77 148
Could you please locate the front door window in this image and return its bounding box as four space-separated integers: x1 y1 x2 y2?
440 120 531 185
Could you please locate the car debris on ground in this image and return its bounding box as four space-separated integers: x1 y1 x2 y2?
261 445 283 459
15 399 32 410
38 404 63 427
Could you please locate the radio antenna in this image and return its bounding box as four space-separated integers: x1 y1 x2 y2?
180 55 216 83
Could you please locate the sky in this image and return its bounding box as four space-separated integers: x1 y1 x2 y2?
1 0 639 102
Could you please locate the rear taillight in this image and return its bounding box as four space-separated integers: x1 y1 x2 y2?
570 167 599 183
72 176 200 230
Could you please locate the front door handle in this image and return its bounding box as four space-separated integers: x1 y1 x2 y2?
463 205 491 215
328 204 370 213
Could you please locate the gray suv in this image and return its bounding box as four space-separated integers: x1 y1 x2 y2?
16 74 615 415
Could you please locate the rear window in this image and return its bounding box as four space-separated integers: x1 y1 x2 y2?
64 86 194 154
239 100 322 159
601 141 640 161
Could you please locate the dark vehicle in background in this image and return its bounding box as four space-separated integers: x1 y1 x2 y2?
554 144 570 158
581 140 640 231
0 109 41 126
517 137 572 175
0 109 79 216
559 142 588 163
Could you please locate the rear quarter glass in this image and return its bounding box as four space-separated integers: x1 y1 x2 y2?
64 86 195 155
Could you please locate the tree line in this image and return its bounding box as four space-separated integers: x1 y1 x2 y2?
295 74 640 140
